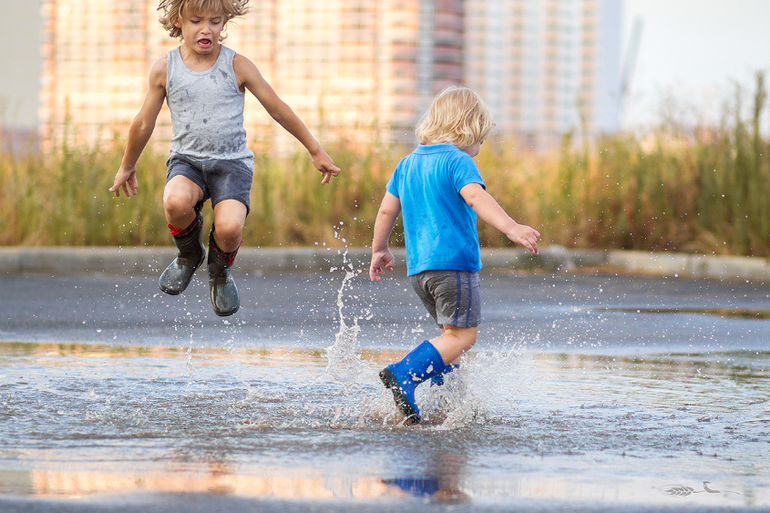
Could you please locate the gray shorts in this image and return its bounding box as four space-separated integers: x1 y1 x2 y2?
409 270 481 328
166 155 254 214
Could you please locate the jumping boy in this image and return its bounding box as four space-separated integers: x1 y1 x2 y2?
110 0 340 316
369 86 540 425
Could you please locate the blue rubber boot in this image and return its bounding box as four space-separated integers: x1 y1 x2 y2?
379 341 447 425
430 363 460 387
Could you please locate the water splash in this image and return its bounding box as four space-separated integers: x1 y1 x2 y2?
420 334 532 428
323 227 366 389
185 334 195 395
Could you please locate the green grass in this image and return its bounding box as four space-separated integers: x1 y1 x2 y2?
2 74 770 256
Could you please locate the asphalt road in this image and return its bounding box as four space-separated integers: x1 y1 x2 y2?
2 269 769 354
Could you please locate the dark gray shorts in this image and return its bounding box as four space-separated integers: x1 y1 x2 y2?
166 155 253 214
409 270 481 328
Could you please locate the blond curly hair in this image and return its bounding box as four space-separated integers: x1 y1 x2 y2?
158 0 249 40
415 86 495 148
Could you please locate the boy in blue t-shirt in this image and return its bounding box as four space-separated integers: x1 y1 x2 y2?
369 86 540 425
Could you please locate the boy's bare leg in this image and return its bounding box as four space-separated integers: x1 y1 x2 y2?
163 176 205 228
211 199 247 252
431 326 478 365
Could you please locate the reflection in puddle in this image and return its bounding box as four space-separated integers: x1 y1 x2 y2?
23 469 392 500
0 341 768 507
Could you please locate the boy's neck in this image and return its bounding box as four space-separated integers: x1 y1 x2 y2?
179 43 222 72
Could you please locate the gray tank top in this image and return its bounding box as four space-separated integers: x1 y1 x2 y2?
166 45 254 162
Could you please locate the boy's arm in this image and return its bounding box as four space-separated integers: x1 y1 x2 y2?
369 192 401 281
234 54 341 184
459 183 541 254
110 57 167 197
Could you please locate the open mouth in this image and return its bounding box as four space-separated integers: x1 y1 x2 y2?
197 38 212 47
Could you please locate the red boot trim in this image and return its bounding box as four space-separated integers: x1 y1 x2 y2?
168 224 184 237
168 212 201 237
210 234 240 266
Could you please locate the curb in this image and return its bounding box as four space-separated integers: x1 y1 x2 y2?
606 250 770 282
0 246 769 283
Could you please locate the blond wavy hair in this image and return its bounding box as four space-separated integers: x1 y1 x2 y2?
158 0 249 40
415 86 494 148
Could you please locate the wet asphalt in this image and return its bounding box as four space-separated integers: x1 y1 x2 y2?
1 268 769 354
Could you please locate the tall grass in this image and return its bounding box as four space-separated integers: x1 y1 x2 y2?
0 136 169 246
0 136 397 249
2 73 769 256
474 72 770 257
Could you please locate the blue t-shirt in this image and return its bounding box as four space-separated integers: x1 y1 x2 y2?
386 144 486 276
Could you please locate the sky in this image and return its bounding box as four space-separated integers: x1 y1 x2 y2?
2 0 770 132
620 0 770 130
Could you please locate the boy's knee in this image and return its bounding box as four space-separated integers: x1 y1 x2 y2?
163 191 196 218
213 218 244 242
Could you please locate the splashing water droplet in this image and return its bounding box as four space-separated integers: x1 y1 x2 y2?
324 248 365 389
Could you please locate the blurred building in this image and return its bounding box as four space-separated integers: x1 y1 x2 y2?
465 0 621 148
39 0 619 152
39 1 166 150
228 0 464 152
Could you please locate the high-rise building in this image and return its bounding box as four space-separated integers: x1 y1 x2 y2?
39 0 463 151
464 0 621 148
227 0 464 152
39 1 167 149
39 0 619 151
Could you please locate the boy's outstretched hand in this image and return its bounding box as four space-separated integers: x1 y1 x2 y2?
110 166 138 197
507 223 541 255
369 249 395 281
311 149 341 184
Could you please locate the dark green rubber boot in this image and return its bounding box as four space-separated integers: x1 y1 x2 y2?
159 211 204 295
207 230 240 316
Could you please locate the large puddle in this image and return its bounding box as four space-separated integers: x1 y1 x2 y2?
1 340 768 508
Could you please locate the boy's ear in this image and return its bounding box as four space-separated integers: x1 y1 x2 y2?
174 18 182 28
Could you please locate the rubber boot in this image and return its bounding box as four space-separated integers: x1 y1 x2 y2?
159 211 204 295
379 341 447 425
430 363 460 387
207 230 240 316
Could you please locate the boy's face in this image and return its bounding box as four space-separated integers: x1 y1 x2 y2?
175 10 226 54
